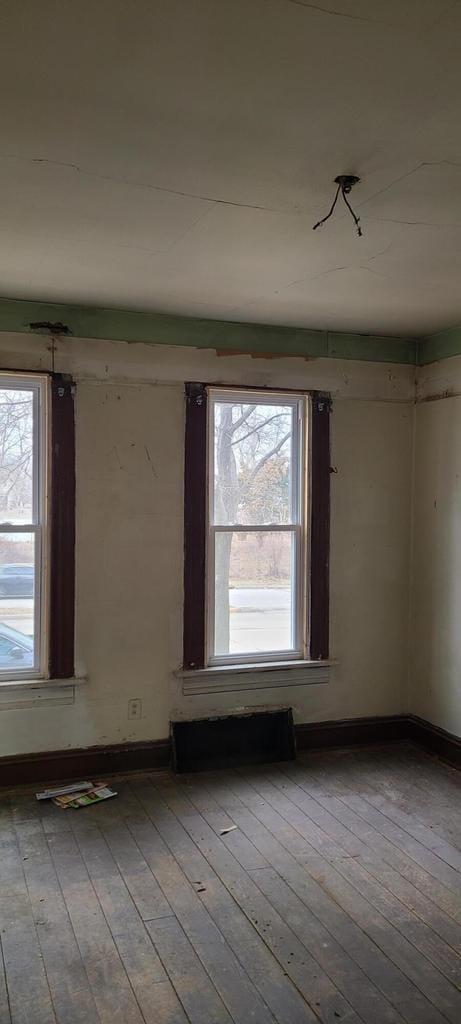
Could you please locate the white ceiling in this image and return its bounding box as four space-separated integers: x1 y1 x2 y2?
1 0 461 337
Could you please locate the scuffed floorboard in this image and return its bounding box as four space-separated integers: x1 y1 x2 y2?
0 744 460 1023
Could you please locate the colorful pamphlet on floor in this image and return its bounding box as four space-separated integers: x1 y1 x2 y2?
53 785 117 808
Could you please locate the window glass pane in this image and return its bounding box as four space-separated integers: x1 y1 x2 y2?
0 387 34 524
213 530 296 657
213 400 295 525
0 532 35 672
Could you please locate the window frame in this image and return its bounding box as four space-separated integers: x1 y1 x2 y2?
183 383 330 672
0 370 75 683
0 372 49 681
206 387 308 667
49 374 76 680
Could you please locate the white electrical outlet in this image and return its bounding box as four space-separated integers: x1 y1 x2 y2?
128 698 142 720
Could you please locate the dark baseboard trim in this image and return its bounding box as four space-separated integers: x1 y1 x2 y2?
407 714 461 769
295 714 408 750
296 714 461 768
0 738 171 788
1 714 460 788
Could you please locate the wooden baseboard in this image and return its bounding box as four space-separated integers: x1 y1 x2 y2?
296 713 461 767
1 714 459 788
0 738 170 788
295 714 408 750
407 714 461 769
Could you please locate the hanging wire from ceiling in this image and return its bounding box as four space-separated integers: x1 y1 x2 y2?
313 175 362 237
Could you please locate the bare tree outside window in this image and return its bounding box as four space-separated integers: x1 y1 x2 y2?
0 390 33 523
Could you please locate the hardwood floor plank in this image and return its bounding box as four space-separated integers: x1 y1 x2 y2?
147 772 407 1024
67 813 191 1023
69 784 174 921
330 788 461 894
352 749 461 853
0 935 12 1024
377 747 461 808
201 770 454 1024
270 762 461 953
14 819 101 1024
241 765 461 982
1 745 460 1024
46 830 145 1024
323 752 461 872
286 757 461 921
0 800 57 1024
108 784 312 1024
146 916 234 1024
99 822 173 921
130 777 358 1024
112 932 189 1024
126 779 299 1024
229 769 461 1021
369 749 461 841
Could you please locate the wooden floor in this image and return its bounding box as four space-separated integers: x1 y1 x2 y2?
1 744 461 1024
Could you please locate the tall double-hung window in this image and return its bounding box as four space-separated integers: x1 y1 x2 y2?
208 390 307 664
0 372 75 682
182 384 330 672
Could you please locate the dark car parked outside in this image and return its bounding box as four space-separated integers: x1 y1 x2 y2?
0 623 33 670
0 564 34 598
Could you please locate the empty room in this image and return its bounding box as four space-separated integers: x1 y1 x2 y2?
0 2 460 1022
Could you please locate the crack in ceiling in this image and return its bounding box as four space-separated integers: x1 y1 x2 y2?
0 154 289 216
3 155 461 234
2 1 461 343
363 241 395 264
283 0 374 23
370 217 445 228
284 0 461 30
160 203 218 253
359 160 461 214
360 265 390 280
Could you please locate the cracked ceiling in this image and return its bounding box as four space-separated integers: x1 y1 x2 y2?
1 0 461 338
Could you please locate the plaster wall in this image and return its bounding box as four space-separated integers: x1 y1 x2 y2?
0 333 414 755
409 356 461 736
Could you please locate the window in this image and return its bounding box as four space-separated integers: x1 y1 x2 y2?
208 390 306 664
183 384 330 671
0 375 47 678
0 372 75 682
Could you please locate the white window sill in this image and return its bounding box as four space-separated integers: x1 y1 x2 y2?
0 676 87 709
176 660 332 696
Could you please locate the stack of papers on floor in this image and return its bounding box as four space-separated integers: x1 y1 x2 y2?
36 781 94 801
36 781 117 808
53 785 117 809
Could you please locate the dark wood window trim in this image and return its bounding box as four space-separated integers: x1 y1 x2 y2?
49 374 76 678
183 383 331 670
309 393 331 660
183 382 208 669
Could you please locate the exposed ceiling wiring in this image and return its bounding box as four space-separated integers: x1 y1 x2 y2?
313 175 363 237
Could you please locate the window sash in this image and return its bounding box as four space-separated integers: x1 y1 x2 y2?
0 373 49 680
206 389 308 666
207 524 305 666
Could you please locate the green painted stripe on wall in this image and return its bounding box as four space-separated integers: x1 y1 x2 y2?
328 332 417 364
418 327 461 365
0 296 417 364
